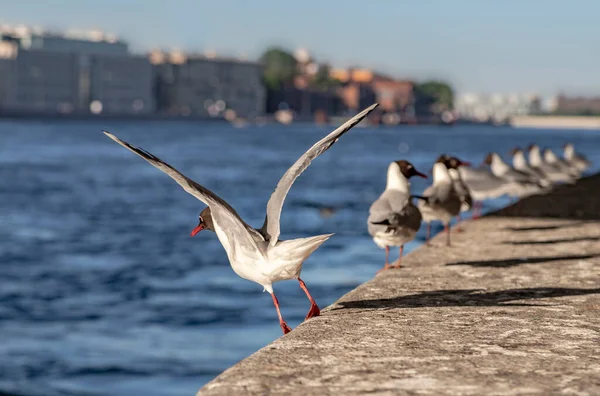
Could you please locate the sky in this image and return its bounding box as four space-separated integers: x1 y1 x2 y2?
1 0 598 96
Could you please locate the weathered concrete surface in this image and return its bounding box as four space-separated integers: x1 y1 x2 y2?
198 174 600 396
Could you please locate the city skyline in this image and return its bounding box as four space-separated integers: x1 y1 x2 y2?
1 0 598 96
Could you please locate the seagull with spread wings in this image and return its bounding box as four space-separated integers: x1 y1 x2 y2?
103 103 378 334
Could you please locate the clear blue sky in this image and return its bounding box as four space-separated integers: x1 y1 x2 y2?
1 0 598 96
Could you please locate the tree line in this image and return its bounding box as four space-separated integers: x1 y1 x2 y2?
260 47 454 110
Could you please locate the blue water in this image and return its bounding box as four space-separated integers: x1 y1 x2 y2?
0 120 598 396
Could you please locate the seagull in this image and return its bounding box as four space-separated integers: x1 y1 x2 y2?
440 155 472 231
103 103 379 335
368 160 426 273
527 144 575 184
418 158 462 247
483 152 546 199
543 147 579 179
457 164 509 219
563 143 591 174
509 147 552 187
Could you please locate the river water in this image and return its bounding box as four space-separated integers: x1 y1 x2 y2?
0 120 598 396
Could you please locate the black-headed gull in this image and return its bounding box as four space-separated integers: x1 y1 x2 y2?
457 163 509 219
509 147 552 187
104 103 379 334
527 144 575 184
563 143 590 174
368 160 426 273
418 158 462 247
483 152 546 199
439 155 472 231
543 148 579 179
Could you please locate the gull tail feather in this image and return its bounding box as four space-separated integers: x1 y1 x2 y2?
268 234 334 262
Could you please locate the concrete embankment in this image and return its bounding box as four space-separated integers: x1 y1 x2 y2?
197 174 600 396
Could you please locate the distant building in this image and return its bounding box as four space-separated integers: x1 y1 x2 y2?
338 82 377 112
554 95 600 115
455 93 541 123
1 25 128 56
371 76 413 113
0 48 154 116
0 25 155 116
154 52 265 117
88 54 154 115
1 49 81 114
0 42 17 109
266 86 343 117
331 67 413 118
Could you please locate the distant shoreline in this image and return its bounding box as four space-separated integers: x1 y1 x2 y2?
6 112 599 130
510 115 600 130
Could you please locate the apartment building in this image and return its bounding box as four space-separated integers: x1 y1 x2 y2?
154 52 265 117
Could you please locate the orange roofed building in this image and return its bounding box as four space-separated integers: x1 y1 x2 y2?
331 68 414 114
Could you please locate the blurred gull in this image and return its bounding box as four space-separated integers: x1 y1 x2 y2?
543 147 579 179
527 144 575 184
563 143 591 174
418 157 462 246
458 162 509 219
483 152 546 199
510 147 552 187
440 155 473 232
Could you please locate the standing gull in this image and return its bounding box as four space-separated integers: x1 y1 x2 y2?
543 147 579 179
527 144 575 184
483 152 546 199
104 103 379 334
418 157 462 247
563 143 590 174
509 147 552 187
441 155 472 231
368 160 426 273
458 164 509 219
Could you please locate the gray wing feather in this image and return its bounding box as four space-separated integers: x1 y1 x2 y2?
419 182 461 217
103 131 264 249
453 179 473 208
368 191 421 237
261 103 379 245
502 168 538 184
424 183 453 206
459 167 507 193
368 191 408 223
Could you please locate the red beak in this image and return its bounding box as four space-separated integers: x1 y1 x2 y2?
415 170 428 179
460 161 471 167
190 224 204 237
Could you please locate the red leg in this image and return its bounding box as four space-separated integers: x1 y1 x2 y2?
377 246 391 274
456 213 463 233
473 202 481 219
271 292 291 334
426 223 431 245
298 278 320 320
392 245 404 268
445 223 451 247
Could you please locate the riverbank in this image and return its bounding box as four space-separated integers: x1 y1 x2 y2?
510 115 600 130
197 173 600 395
